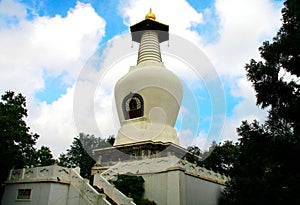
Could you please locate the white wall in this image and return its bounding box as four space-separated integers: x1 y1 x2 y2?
142 172 169 205
2 182 68 205
141 170 224 205
181 172 223 205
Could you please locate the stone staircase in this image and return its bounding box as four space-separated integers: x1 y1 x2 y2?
93 169 136 205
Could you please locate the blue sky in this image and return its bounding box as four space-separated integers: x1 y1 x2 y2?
0 0 284 157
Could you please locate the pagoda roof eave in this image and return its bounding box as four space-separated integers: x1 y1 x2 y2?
130 19 169 32
130 19 169 43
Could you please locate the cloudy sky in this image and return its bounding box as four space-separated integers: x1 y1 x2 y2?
0 0 284 157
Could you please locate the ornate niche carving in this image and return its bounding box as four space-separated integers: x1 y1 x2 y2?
122 93 144 120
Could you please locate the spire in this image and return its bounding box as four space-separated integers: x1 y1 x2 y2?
138 9 160 65
130 9 169 65
145 8 156 20
137 31 162 65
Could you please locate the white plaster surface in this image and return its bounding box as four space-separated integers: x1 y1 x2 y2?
96 156 229 205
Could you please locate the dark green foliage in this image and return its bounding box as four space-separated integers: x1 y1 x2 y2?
0 91 38 170
219 121 272 205
34 146 56 167
187 141 238 177
187 145 202 156
0 91 55 201
186 145 203 164
107 135 115 146
138 198 157 205
58 133 114 179
220 119 300 205
200 141 239 177
245 0 300 129
113 174 145 204
220 0 300 204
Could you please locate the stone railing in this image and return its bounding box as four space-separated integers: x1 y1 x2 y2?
93 172 136 205
7 165 111 205
101 168 119 181
70 167 111 205
95 156 229 185
7 165 71 183
176 159 230 185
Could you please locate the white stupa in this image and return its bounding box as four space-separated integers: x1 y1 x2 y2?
114 9 183 146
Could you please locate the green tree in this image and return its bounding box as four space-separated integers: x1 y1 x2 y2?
58 133 113 179
113 174 145 204
112 174 157 204
200 141 239 177
107 134 115 146
187 145 202 156
220 121 273 205
0 91 39 198
220 0 300 204
186 145 203 164
34 146 56 167
187 141 238 177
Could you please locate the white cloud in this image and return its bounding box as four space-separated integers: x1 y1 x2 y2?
220 77 268 142
0 1 106 96
199 0 282 143
179 129 212 151
0 1 106 157
205 0 282 77
29 87 77 158
0 0 26 20
178 128 194 146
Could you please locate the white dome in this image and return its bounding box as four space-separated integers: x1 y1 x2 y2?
114 62 183 145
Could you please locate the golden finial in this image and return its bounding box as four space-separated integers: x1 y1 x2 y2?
145 8 156 20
